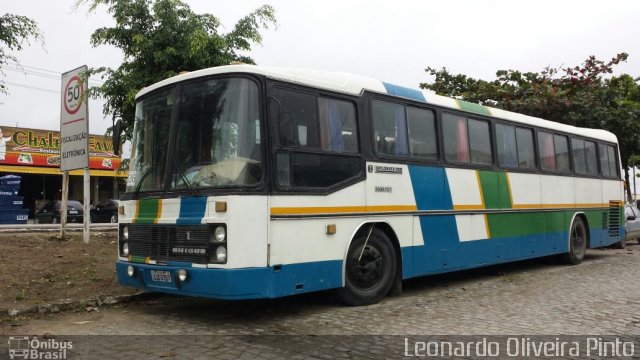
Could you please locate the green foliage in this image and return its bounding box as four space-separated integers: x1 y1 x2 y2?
421 54 640 200
629 154 640 168
81 0 276 140
0 13 43 95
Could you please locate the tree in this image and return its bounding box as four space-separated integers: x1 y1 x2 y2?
0 13 43 95
82 0 276 140
420 54 640 201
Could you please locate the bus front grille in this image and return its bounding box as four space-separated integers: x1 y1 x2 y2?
127 224 210 263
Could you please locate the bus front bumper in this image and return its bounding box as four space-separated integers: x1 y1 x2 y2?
116 260 271 300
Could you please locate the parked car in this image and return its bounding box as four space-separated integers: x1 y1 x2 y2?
90 199 119 223
620 203 640 248
34 200 84 224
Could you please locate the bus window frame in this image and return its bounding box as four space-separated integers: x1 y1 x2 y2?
368 93 441 166
440 111 495 169
120 73 269 200
493 121 538 171
535 129 574 176
267 80 366 195
597 142 621 179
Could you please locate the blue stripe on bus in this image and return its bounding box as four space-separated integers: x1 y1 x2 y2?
382 82 426 103
116 259 342 300
407 165 459 278
176 196 208 224
402 230 571 278
407 165 453 210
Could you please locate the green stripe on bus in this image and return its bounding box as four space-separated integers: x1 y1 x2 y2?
135 198 161 224
478 171 512 209
456 100 492 116
487 210 606 239
129 256 147 264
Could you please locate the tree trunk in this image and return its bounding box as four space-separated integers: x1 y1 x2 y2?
625 167 632 203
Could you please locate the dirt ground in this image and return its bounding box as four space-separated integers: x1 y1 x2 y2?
0 230 137 312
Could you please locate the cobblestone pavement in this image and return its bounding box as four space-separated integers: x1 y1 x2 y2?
1 244 639 358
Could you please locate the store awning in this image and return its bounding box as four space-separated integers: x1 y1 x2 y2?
0 165 128 178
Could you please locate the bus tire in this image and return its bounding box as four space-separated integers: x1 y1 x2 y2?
561 216 587 265
338 228 397 306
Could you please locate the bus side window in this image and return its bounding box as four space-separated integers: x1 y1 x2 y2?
468 119 492 165
318 97 358 153
598 144 618 178
515 128 535 169
571 138 598 176
539 131 556 171
372 100 408 157
584 141 598 176
442 113 469 163
496 123 517 167
553 135 570 172
275 89 319 148
443 114 491 165
407 107 437 160
607 145 618 177
571 138 587 175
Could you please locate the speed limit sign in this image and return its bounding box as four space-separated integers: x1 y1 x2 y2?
60 65 89 171
63 75 84 115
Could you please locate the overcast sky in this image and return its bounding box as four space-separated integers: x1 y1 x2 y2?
2 0 639 138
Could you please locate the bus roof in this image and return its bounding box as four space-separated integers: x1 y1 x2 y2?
136 64 618 144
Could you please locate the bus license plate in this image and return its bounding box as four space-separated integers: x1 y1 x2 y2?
69 210 78 214
150 270 172 283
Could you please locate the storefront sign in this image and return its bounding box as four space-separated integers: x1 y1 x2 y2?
0 126 121 170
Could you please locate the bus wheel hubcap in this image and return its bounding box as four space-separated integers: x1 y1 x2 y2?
348 245 383 290
571 223 585 256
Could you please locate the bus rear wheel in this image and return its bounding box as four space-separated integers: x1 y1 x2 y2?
338 228 397 306
562 217 587 265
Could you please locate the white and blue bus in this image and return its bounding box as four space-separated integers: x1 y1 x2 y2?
116 65 624 305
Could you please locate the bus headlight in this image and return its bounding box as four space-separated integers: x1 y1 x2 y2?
214 226 226 242
177 269 188 282
122 242 129 256
127 265 135 277
123 225 129 240
215 246 227 263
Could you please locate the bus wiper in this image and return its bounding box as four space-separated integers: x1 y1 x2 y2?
169 152 196 196
132 165 155 199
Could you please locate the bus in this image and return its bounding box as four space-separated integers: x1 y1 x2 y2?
115 64 624 305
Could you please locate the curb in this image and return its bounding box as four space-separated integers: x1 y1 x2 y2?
0 224 117 233
2 292 165 320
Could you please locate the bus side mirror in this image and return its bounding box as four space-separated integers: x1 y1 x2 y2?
112 119 122 156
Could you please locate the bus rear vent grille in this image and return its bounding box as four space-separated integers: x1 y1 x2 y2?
608 201 623 239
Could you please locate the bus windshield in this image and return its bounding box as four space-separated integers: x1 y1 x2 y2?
126 77 262 193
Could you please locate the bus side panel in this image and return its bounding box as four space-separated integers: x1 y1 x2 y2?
405 166 609 278
221 196 270 268
268 182 366 297
575 177 605 247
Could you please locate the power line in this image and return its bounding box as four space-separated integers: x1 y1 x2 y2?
3 81 59 94
5 62 106 86
5 66 60 80
7 62 61 75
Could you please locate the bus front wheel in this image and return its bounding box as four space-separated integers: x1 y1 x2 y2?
562 217 587 265
338 228 397 306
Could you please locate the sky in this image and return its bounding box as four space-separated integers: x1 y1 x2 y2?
2 0 640 157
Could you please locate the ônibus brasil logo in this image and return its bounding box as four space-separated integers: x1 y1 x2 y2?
8 336 72 359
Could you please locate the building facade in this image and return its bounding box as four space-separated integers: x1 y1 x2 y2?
0 125 126 217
